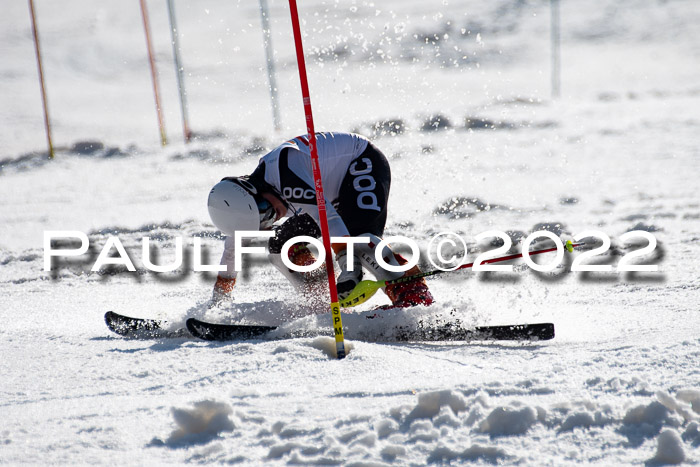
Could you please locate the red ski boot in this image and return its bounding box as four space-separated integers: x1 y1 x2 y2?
383 253 434 308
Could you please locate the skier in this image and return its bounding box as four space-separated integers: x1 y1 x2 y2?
206 131 433 311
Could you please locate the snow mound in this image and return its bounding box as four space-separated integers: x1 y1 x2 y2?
156 389 700 464
478 406 538 436
164 400 235 446
379 444 405 462
427 444 511 464
267 442 311 460
404 389 467 423
657 390 698 423
374 419 399 439
618 397 692 449
559 411 596 432
623 401 675 427
647 429 685 465
676 389 700 415
682 422 700 447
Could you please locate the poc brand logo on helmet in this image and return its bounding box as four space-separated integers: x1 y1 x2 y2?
228 177 258 196
229 183 250 199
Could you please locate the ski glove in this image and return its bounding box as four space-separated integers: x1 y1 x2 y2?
335 249 363 300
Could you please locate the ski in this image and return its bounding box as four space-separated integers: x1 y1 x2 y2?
185 318 277 341
106 312 554 342
104 311 187 338
394 322 555 342
104 312 274 340
185 318 554 342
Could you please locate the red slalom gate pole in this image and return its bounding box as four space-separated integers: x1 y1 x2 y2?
288 0 346 359
28 0 54 159
140 0 167 146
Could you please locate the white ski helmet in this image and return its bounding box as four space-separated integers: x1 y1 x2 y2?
207 177 276 235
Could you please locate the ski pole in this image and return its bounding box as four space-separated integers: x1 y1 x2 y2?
340 240 584 308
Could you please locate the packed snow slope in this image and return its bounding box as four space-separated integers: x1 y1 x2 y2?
1 0 700 464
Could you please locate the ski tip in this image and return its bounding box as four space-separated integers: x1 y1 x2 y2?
185 318 209 340
104 312 114 331
565 240 574 253
104 311 123 333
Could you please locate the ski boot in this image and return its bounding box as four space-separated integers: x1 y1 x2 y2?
383 253 434 308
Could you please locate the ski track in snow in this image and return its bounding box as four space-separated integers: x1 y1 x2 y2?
2 0 700 464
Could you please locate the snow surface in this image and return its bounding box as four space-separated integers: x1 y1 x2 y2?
1 0 700 464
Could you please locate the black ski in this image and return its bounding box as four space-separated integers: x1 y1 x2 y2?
106 312 554 342
104 311 187 338
394 322 555 342
185 318 277 341
185 318 554 342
